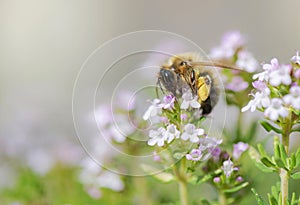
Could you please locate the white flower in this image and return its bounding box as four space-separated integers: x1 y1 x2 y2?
148 127 167 147
164 124 180 143
241 89 271 112
253 70 269 82
198 136 222 151
181 123 204 143
253 58 280 81
264 98 289 121
222 158 234 178
236 50 259 73
233 142 249 160
291 51 300 65
95 171 124 191
186 149 203 161
209 31 246 59
79 158 124 199
180 90 201 110
283 86 300 110
143 99 162 120
269 64 292 86
116 91 136 111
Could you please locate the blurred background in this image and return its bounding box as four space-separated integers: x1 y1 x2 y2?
1 0 300 204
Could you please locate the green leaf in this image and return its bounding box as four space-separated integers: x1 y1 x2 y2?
140 164 175 183
296 148 300 166
275 157 286 169
279 144 288 165
252 188 268 205
260 120 282 134
249 146 261 161
196 169 222 184
291 127 300 133
261 157 276 168
268 193 278 205
274 143 281 159
246 121 259 142
258 144 268 158
291 153 296 170
223 182 249 193
173 152 186 160
291 171 300 179
255 162 275 173
200 199 211 205
291 192 296 205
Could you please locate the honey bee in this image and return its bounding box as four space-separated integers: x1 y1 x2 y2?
157 52 243 114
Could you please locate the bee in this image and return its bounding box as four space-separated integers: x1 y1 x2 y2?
157 52 243 114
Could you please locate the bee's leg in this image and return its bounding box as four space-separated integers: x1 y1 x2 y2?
156 78 165 98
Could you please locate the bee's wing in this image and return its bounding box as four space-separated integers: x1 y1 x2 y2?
191 61 245 72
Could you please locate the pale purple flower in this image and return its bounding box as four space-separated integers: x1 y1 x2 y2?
264 98 289 121
210 46 235 59
283 86 300 110
210 31 246 59
198 136 223 151
148 127 167 147
164 124 180 143
253 70 270 82
236 176 243 182
269 64 292 86
161 95 175 109
143 99 162 120
263 58 280 71
159 116 169 123
226 76 249 92
180 113 187 121
253 58 280 82
153 151 162 162
116 91 136 111
252 80 268 92
213 177 221 183
181 123 204 143
107 125 127 143
85 186 102 199
211 147 222 158
233 142 249 160
222 31 246 50
95 171 124 191
26 149 55 176
241 89 271 112
222 158 234 178
236 50 259 72
294 69 300 79
180 90 201 110
94 105 113 128
186 149 203 161
291 51 300 65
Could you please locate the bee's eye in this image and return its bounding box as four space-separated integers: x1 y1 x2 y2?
180 61 187 66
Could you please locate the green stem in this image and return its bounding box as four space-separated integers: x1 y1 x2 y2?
133 176 153 205
174 159 188 205
179 179 188 205
219 191 227 205
280 111 292 205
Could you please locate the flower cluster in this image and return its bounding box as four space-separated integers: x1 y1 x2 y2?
210 30 259 73
242 53 300 122
210 31 259 108
201 142 249 194
143 90 222 163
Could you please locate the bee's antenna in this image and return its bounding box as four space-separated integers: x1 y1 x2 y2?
192 61 245 71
